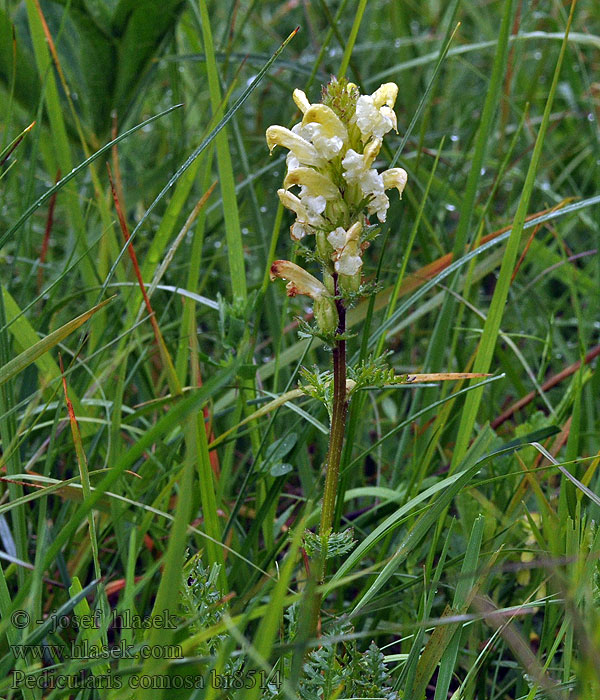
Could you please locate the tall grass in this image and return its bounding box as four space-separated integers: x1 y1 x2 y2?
1 1 599 698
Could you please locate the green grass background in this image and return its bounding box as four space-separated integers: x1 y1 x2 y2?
1 0 600 698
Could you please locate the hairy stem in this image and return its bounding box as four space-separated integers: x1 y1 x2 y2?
319 298 347 561
309 279 348 640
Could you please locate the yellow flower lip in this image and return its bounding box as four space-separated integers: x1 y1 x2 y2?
283 168 339 198
302 104 348 142
345 220 362 242
363 138 382 167
382 168 408 197
269 260 331 299
265 125 323 166
292 88 311 114
372 82 398 109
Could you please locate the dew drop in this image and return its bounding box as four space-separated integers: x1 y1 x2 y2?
445 203 456 212
450 134 459 142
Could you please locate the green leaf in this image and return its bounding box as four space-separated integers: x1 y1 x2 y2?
270 462 293 477
450 2 578 471
0 293 113 388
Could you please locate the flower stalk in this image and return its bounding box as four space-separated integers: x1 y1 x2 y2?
266 76 407 631
317 277 347 573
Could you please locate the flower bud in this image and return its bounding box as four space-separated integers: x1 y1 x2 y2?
315 231 332 263
292 88 311 114
314 296 339 334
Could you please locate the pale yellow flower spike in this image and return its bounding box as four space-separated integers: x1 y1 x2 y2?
266 78 407 311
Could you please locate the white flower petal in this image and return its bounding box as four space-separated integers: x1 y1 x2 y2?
290 222 309 240
327 226 347 250
367 193 390 222
301 192 327 220
354 94 396 140
361 169 384 196
342 149 366 183
335 254 362 276
286 151 301 173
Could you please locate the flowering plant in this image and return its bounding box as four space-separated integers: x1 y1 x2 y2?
265 79 489 639
264 78 408 636
267 78 407 333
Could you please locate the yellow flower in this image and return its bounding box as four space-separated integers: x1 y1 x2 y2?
270 260 338 332
266 125 324 167
283 167 339 199
382 168 408 198
327 221 363 276
354 83 399 140
266 78 407 304
301 104 348 159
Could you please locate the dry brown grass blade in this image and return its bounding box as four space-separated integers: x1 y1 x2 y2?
37 169 60 294
0 121 35 169
400 372 491 383
492 343 600 428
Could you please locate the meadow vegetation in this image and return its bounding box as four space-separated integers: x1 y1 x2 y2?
0 0 599 698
